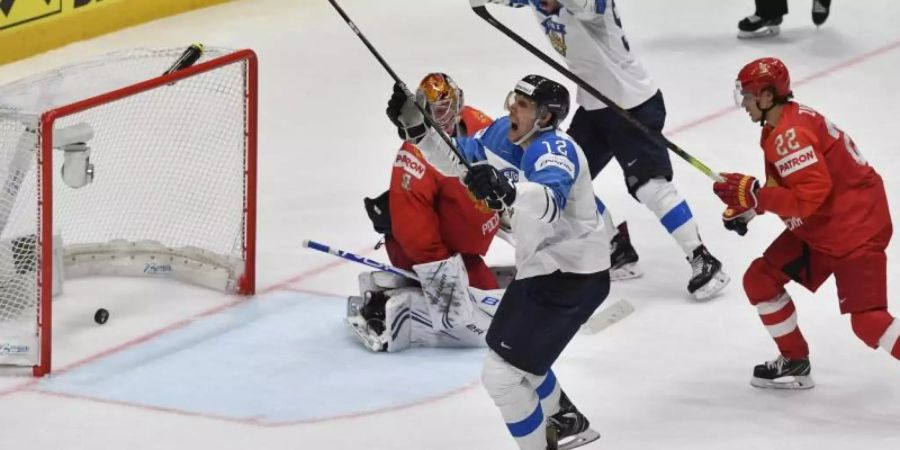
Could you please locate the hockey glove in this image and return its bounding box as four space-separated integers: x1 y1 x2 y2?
713 172 759 209
463 163 516 211
722 206 757 236
386 83 426 143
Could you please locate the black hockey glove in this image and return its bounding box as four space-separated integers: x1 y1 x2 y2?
722 206 757 236
463 163 516 211
363 190 392 236
386 83 426 143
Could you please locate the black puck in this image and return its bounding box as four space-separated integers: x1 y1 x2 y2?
94 308 109 325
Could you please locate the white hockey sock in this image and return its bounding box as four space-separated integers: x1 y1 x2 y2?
635 178 701 256
534 369 561 417
483 351 548 450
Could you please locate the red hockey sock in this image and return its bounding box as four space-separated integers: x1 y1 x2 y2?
757 293 809 359
878 317 900 360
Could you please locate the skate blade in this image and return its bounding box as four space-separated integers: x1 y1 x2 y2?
691 270 731 301
610 262 643 281
751 375 815 390
344 317 386 352
738 25 781 39
559 428 601 450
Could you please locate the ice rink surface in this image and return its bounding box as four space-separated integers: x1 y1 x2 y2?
1 0 899 449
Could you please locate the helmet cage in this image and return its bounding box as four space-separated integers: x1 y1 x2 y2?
417 73 463 134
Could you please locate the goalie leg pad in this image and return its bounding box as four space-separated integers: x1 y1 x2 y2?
357 270 415 297
393 287 493 350
413 254 474 330
383 289 415 352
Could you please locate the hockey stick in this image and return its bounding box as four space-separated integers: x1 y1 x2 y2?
302 239 419 280
163 42 204 76
327 0 472 170
469 1 722 182
580 299 634 334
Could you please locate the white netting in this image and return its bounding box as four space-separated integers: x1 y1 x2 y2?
0 47 253 370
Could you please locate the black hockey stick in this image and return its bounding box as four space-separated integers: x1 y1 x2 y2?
469 1 722 182
163 42 204 75
328 0 472 169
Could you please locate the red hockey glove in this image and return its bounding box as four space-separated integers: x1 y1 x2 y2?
713 172 759 209
722 206 757 236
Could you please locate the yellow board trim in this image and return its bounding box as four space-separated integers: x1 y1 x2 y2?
0 0 230 66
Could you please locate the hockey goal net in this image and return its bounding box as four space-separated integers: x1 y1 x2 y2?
0 47 257 376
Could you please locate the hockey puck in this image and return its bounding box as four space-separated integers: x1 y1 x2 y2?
94 308 109 325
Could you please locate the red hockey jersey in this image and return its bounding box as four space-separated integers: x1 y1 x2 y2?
756 102 891 257
385 106 499 278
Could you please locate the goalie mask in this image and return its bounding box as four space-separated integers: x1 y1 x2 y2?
417 73 464 135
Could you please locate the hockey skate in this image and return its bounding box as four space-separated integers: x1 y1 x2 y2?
609 222 642 281
546 392 601 450
751 355 815 390
344 291 389 352
737 14 783 39
687 245 730 300
812 0 831 27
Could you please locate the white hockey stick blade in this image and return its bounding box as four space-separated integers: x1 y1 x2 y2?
580 299 635 334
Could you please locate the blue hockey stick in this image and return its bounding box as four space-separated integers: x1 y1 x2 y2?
302 239 419 280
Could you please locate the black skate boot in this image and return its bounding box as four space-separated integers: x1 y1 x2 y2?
751 355 815 390
360 291 388 335
687 245 730 300
609 222 642 281
546 392 600 450
812 0 831 26
738 14 784 39
345 291 390 352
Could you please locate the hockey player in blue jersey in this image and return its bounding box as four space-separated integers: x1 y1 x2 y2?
483 0 730 300
389 74 607 449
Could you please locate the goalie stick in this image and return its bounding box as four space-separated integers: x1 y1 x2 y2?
468 0 722 182
302 239 418 280
302 239 634 332
327 0 472 170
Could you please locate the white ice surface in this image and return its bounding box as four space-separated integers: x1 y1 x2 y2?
1 0 900 449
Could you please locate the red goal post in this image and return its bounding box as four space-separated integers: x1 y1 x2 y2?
0 48 257 376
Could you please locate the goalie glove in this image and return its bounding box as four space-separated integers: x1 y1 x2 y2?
722 206 757 236
386 83 427 143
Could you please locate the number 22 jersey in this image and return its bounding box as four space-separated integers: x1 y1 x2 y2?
757 102 891 257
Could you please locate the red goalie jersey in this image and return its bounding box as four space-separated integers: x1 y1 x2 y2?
757 102 891 257
385 106 500 288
